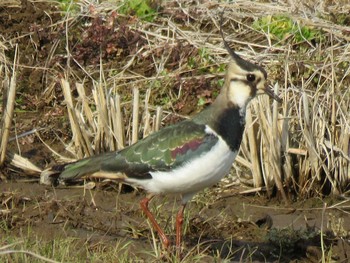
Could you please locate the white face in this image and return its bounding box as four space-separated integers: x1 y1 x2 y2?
226 62 266 108
228 80 252 108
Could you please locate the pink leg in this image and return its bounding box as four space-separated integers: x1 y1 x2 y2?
175 203 186 248
140 195 170 248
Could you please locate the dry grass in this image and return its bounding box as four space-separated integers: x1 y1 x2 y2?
240 30 350 198
0 44 17 165
57 77 163 160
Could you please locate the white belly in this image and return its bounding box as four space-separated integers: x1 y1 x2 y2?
126 136 237 203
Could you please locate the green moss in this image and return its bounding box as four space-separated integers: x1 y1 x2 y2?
267 227 319 255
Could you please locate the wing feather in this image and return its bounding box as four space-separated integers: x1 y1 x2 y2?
106 120 219 177
59 120 219 181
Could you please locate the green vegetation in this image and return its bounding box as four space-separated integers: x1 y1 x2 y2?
56 0 80 13
253 15 323 43
0 233 134 262
120 0 157 22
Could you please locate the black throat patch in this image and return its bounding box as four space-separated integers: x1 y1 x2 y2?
213 106 245 151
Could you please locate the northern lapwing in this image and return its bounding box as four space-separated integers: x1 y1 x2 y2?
41 17 281 249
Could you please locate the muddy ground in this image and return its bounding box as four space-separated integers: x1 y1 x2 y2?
1 180 350 262
1 0 350 262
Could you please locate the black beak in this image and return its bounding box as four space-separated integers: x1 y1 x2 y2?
264 87 282 103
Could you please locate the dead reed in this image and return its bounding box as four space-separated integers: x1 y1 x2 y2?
0 44 17 166
58 78 162 161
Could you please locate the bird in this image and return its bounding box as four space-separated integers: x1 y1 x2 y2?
41 18 281 249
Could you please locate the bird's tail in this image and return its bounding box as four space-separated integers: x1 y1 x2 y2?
40 154 108 186
40 163 70 186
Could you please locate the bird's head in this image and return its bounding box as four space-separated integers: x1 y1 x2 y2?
220 14 281 108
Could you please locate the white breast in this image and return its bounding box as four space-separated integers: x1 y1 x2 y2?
126 126 237 203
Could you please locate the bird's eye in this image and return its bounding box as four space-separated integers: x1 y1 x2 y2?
247 74 256 82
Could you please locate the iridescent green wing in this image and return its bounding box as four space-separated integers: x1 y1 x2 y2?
59 120 218 181
103 120 219 178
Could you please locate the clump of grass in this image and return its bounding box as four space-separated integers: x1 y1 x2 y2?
253 15 323 44
58 77 162 161
240 54 350 198
120 0 157 22
0 234 139 262
56 0 80 13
